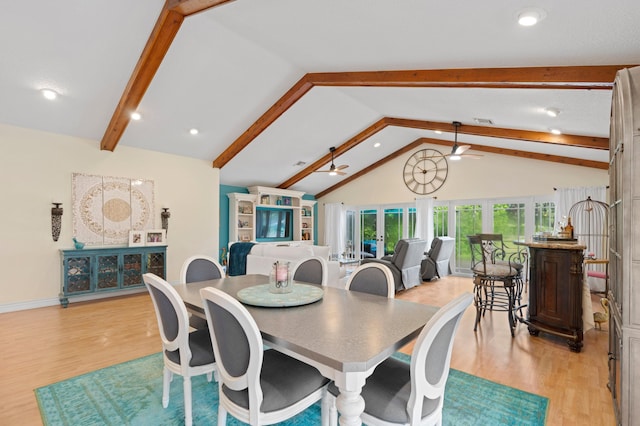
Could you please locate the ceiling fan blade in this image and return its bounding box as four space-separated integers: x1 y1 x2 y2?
335 164 349 170
461 153 483 159
335 169 347 176
455 144 471 155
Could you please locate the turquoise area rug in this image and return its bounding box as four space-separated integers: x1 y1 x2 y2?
36 352 548 425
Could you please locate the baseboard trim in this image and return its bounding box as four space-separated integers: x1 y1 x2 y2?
0 288 147 313
0 298 59 313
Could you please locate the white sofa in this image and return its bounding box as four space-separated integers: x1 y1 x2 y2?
246 244 345 288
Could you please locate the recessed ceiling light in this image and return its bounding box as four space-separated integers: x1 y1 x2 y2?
518 8 546 26
373 142 381 148
189 128 199 135
434 130 443 135
550 128 562 135
41 88 58 100
545 107 560 117
130 112 141 121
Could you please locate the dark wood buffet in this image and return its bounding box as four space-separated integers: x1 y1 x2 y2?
519 241 586 352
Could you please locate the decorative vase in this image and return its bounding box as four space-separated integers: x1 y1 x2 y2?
269 261 292 294
73 237 85 250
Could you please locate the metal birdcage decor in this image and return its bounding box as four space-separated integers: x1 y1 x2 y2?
567 196 609 259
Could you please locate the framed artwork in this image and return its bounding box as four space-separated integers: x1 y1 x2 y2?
128 230 145 247
145 229 166 246
72 173 155 246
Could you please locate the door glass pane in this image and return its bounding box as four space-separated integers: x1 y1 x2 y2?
493 203 525 242
345 209 356 258
535 201 556 234
384 208 403 256
408 207 417 238
360 209 377 258
434 205 449 237
455 204 482 274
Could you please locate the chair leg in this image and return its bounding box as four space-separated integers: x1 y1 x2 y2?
321 388 331 426
218 404 228 426
162 367 171 408
506 282 516 337
327 393 338 426
473 279 483 332
183 376 192 426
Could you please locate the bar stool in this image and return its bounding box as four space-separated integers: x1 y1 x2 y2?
468 235 525 337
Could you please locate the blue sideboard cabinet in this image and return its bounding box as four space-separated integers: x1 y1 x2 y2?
60 246 167 307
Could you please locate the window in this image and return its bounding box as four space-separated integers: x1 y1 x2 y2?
535 201 556 234
493 203 525 242
434 205 448 237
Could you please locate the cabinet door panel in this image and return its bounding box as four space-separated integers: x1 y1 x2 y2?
122 253 143 287
65 256 91 294
537 253 570 327
96 254 119 290
146 252 165 278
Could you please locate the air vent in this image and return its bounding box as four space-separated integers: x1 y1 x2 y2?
473 118 494 125
294 161 306 167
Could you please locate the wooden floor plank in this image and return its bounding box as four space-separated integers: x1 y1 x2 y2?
0 275 614 425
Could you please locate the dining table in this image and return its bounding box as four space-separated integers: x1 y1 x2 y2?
173 274 439 426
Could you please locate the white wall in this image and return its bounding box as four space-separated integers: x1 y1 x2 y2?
0 124 220 309
316 143 609 242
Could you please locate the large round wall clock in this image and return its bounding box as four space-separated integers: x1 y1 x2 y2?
403 149 448 195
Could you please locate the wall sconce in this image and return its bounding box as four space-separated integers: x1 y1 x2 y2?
51 202 63 241
161 208 170 234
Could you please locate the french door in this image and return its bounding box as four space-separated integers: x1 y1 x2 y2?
452 203 483 274
358 206 415 259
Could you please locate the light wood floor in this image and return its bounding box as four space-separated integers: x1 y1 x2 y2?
0 276 614 425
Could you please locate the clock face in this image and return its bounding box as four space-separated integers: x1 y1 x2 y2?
403 149 448 195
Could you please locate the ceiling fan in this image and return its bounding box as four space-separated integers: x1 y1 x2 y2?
315 147 349 176
447 121 482 161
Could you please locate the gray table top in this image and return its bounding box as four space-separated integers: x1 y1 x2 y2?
174 274 439 373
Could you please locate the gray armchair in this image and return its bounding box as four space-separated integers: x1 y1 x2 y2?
421 236 455 280
362 238 428 292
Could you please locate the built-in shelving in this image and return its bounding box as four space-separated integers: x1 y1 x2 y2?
228 193 257 243
300 200 316 242
228 187 315 244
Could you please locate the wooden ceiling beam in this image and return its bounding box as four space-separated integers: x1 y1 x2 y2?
214 65 630 168
167 0 235 17
384 117 609 150
419 138 608 170
213 75 315 168
278 116 608 190
309 65 631 89
277 118 388 189
100 0 234 151
313 137 608 199
314 140 424 199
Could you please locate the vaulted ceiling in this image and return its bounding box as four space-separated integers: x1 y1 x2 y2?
3 1 639 197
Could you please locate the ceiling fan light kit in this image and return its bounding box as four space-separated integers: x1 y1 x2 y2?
315 147 348 176
446 121 483 161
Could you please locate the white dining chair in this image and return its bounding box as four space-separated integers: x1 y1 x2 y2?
143 273 217 426
291 255 328 286
345 262 395 298
180 255 226 329
327 292 473 426
200 286 329 425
